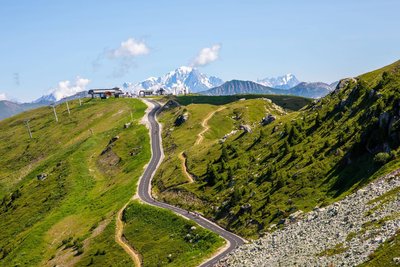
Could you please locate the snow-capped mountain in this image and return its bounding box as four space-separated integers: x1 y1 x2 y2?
33 94 57 104
257 74 300 89
34 77 91 104
127 66 224 94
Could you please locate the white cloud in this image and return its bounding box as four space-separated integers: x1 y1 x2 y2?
93 38 150 77
50 77 90 101
191 44 221 67
0 93 7 101
110 38 150 58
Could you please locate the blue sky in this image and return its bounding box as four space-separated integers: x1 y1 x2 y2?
1 0 399 102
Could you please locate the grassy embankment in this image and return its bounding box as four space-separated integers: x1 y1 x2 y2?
122 201 224 267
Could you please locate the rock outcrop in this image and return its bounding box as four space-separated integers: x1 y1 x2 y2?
261 114 276 126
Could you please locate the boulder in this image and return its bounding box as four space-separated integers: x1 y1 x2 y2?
241 203 252 211
335 77 356 92
261 114 276 126
37 173 47 181
109 136 119 145
393 257 400 265
289 210 304 222
174 113 188 126
240 124 252 133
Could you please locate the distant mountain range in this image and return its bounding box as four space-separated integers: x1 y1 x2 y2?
200 80 334 98
199 80 286 96
257 73 300 89
34 91 89 105
0 91 89 121
1 67 336 120
0 101 49 120
124 66 224 94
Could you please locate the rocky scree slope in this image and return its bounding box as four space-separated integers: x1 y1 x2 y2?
217 169 400 266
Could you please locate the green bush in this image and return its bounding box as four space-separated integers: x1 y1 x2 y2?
373 152 391 165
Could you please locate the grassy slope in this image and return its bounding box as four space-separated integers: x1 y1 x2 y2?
154 60 400 238
153 98 287 225
122 201 225 267
0 97 224 266
0 98 149 266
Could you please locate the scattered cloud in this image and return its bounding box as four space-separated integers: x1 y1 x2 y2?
93 38 150 78
110 38 150 58
0 93 7 101
49 77 90 101
191 44 221 67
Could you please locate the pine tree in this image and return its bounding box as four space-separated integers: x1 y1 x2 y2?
221 145 229 162
315 112 322 127
206 163 218 186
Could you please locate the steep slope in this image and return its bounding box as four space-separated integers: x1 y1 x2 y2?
288 81 333 98
199 80 287 96
0 99 150 266
154 60 400 239
218 170 400 266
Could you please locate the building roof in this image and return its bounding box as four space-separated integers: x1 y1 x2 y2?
88 87 123 94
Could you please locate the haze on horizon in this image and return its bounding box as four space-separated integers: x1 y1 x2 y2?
1 0 399 102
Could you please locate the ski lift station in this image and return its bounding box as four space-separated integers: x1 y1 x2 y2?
88 87 124 99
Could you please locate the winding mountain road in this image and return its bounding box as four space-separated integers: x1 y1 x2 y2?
137 99 245 267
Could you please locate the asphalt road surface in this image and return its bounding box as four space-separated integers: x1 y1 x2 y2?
137 100 245 267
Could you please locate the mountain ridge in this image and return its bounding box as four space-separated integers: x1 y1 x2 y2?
200 79 334 98
199 80 286 96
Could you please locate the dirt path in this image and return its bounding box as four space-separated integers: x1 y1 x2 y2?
195 106 226 145
178 152 194 183
115 203 142 267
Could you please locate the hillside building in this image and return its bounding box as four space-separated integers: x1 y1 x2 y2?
88 88 123 99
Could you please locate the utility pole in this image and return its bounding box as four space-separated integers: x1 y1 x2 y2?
52 105 58 122
66 101 70 115
79 98 82 106
24 120 32 139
